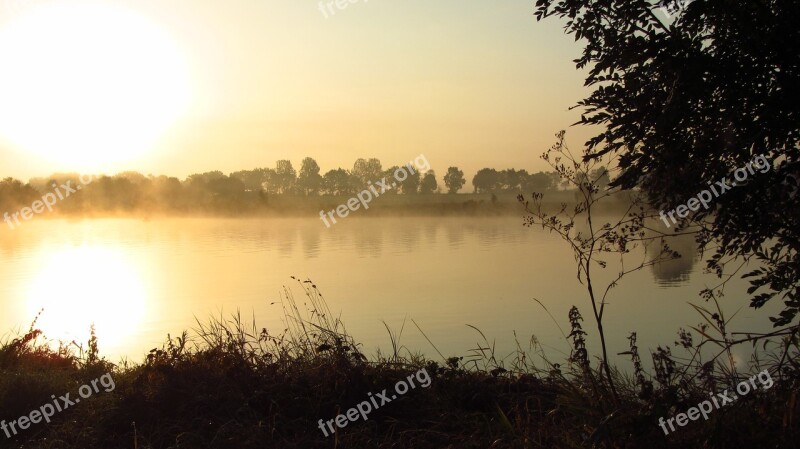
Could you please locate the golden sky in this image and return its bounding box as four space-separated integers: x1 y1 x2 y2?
0 0 595 180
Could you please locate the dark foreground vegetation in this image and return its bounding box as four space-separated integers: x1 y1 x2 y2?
1 279 798 449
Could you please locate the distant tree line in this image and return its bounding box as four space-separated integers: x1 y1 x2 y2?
227 158 453 196
0 157 587 215
214 158 572 195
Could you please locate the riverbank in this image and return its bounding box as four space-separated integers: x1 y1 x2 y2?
3 189 641 222
1 280 797 449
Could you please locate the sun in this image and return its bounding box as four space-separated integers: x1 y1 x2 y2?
0 1 191 170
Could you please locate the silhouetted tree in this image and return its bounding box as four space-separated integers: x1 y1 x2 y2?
150 176 184 210
591 167 610 191
443 167 466 193
351 158 383 186
498 169 526 191
399 169 420 195
322 169 352 195
419 171 438 194
262 169 280 195
186 171 225 187
524 171 556 192
382 166 401 194
207 176 245 197
0 177 40 213
231 169 269 192
536 0 800 324
297 157 323 196
472 168 499 193
28 173 82 193
116 171 148 185
274 160 297 195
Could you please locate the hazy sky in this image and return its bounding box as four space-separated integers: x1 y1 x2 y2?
0 0 597 181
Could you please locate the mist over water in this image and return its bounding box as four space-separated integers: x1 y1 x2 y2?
0 216 779 367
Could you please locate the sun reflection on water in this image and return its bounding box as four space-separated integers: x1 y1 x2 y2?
24 244 147 351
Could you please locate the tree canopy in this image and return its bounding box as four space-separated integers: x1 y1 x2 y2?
535 0 800 325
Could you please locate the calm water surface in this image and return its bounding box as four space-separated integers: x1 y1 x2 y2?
0 217 780 367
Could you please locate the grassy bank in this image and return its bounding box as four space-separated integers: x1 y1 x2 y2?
1 280 797 449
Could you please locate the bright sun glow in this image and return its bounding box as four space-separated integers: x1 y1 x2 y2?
25 245 147 350
0 1 191 170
